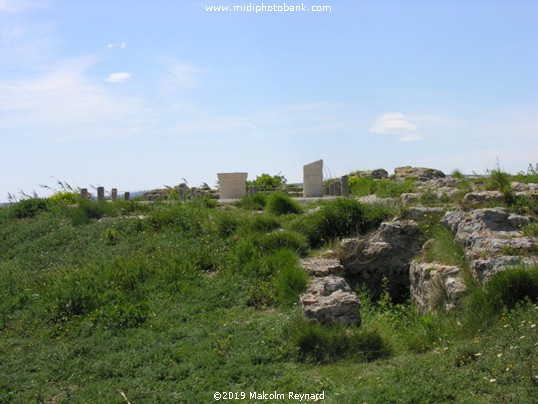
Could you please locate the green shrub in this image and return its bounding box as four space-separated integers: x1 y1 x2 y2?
275 264 308 307
266 193 302 215
289 321 391 363
485 161 514 203
291 198 392 248
70 199 105 225
249 214 280 232
463 265 538 331
236 193 267 210
9 198 52 219
216 213 240 238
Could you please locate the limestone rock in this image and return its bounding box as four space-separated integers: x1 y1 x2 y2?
338 220 424 301
410 261 467 313
394 166 446 182
461 191 505 207
441 208 538 283
300 257 344 277
408 207 445 221
300 275 361 326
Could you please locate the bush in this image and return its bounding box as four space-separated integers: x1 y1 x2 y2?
49 192 79 206
266 193 302 215
70 199 105 225
289 320 391 363
249 215 280 232
291 198 392 248
463 265 538 331
235 193 267 210
9 198 52 219
275 264 308 307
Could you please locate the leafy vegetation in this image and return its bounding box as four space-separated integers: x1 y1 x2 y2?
266 192 303 215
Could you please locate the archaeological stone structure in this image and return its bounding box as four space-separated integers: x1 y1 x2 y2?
217 172 248 200
303 159 323 197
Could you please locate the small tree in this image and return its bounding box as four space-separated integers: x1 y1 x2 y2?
248 173 287 191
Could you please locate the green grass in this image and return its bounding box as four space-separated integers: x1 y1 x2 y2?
1 196 537 402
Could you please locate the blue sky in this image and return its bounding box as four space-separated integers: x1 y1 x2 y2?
1 0 537 199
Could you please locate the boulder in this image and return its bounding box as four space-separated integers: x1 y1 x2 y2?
300 275 361 326
410 261 467 313
338 220 424 301
354 169 389 179
408 207 445 221
461 191 505 207
394 166 446 182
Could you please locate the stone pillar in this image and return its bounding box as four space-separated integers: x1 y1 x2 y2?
217 172 248 200
80 188 88 199
97 187 105 201
248 185 257 196
111 188 118 201
329 182 336 196
335 180 342 196
200 191 206 198
303 160 323 197
341 175 349 197
124 192 130 200
191 187 198 199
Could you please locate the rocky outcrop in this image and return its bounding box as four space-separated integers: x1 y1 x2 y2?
301 257 344 277
338 220 424 301
410 262 467 313
300 275 361 326
354 168 389 179
442 208 537 282
394 166 445 182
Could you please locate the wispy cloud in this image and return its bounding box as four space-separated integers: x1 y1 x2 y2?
107 42 127 49
0 0 43 13
106 72 132 83
370 112 422 142
0 57 152 138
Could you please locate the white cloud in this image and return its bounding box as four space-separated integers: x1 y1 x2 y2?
370 112 423 142
0 0 41 13
370 112 417 134
107 42 127 49
106 72 132 83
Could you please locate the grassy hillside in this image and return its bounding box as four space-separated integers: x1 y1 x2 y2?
0 190 537 403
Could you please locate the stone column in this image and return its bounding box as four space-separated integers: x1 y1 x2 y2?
335 180 342 196
329 182 336 196
80 188 88 199
97 187 105 201
111 188 118 201
191 187 198 199
124 192 130 200
303 160 323 197
341 175 349 197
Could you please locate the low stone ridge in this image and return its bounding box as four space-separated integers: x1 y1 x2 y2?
394 166 446 182
300 275 361 326
300 257 344 277
442 208 538 282
410 262 467 313
338 220 424 301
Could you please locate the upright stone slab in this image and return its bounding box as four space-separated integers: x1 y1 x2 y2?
97 187 105 201
341 175 349 197
335 180 342 196
111 188 118 201
124 192 130 200
191 187 198 199
303 160 323 197
80 188 88 199
329 182 336 196
217 173 248 200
